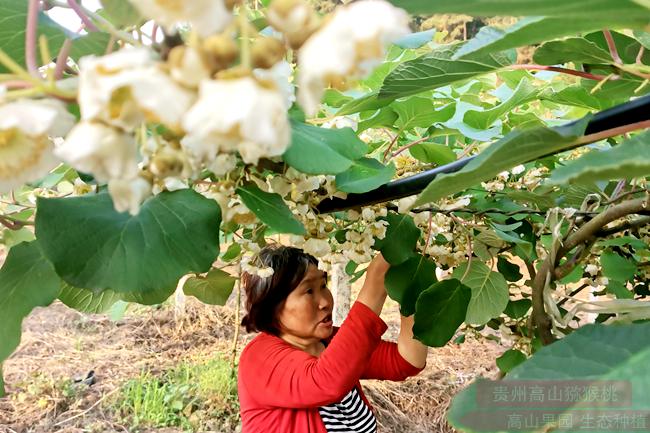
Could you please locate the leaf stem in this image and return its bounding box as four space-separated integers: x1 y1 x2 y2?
390 135 431 159
54 38 72 79
509 64 608 81
25 0 41 77
66 0 99 31
603 29 623 65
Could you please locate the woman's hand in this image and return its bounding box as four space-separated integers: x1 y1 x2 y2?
356 253 390 315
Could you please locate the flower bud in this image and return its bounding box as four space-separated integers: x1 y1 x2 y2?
251 37 286 69
202 34 239 72
267 0 320 49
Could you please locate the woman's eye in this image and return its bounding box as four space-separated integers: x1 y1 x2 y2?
305 288 313 294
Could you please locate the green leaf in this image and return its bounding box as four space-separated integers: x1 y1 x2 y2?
448 322 650 433
452 16 631 59
413 279 472 347
35 190 221 293
601 251 637 282
58 284 122 314
236 185 305 235
503 299 531 319
598 235 648 250
409 142 456 165
533 37 613 65
69 32 116 62
607 281 634 299
559 265 584 284
100 0 143 26
393 97 455 130
415 118 590 206
357 107 398 131
379 45 513 100
463 79 538 130
496 349 527 374
1 227 35 247
392 0 649 22
496 256 522 282
385 254 437 316
120 285 176 305
0 365 4 397
0 242 60 367
335 158 396 194
336 91 390 116
373 213 420 265
183 269 236 305
453 261 509 325
284 121 368 175
221 242 241 262
0 0 116 73
394 29 435 49
548 131 650 185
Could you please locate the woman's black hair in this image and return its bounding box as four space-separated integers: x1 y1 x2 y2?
241 245 319 335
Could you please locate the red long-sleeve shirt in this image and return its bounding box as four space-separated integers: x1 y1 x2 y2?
238 301 424 433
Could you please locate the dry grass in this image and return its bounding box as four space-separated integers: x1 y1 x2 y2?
1 291 501 433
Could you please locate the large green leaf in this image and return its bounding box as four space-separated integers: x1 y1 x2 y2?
335 158 396 194
393 97 455 130
390 0 649 21
453 261 509 325
533 37 614 65
373 213 420 265
100 0 143 27
601 251 637 282
448 322 650 433
0 242 60 370
58 284 122 314
120 285 175 305
409 142 456 165
413 279 472 347
385 254 437 316
548 130 650 185
496 349 527 374
236 185 305 235
463 79 538 130
336 92 391 116
35 190 221 293
414 117 590 206
0 0 115 73
284 121 368 175
379 45 513 100
183 269 236 305
452 16 634 59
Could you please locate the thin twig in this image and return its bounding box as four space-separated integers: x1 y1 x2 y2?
637 46 646 65
53 388 119 426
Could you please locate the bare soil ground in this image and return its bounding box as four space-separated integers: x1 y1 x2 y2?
0 295 503 433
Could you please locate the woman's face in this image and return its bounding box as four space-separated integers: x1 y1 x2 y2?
276 264 334 347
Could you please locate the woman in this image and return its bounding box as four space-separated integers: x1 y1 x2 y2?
238 245 428 433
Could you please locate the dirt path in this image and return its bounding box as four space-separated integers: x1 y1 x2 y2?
1 298 502 433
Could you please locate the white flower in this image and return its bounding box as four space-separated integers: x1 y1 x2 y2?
303 237 331 258
78 48 195 131
297 0 409 115
585 264 599 276
130 0 232 37
511 164 526 175
361 208 375 221
440 195 471 211
182 77 290 165
208 153 238 176
0 99 75 193
108 177 152 215
254 61 296 109
322 116 358 131
169 46 212 88
56 122 139 182
397 195 417 213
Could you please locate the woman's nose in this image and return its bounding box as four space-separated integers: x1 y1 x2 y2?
319 289 333 309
